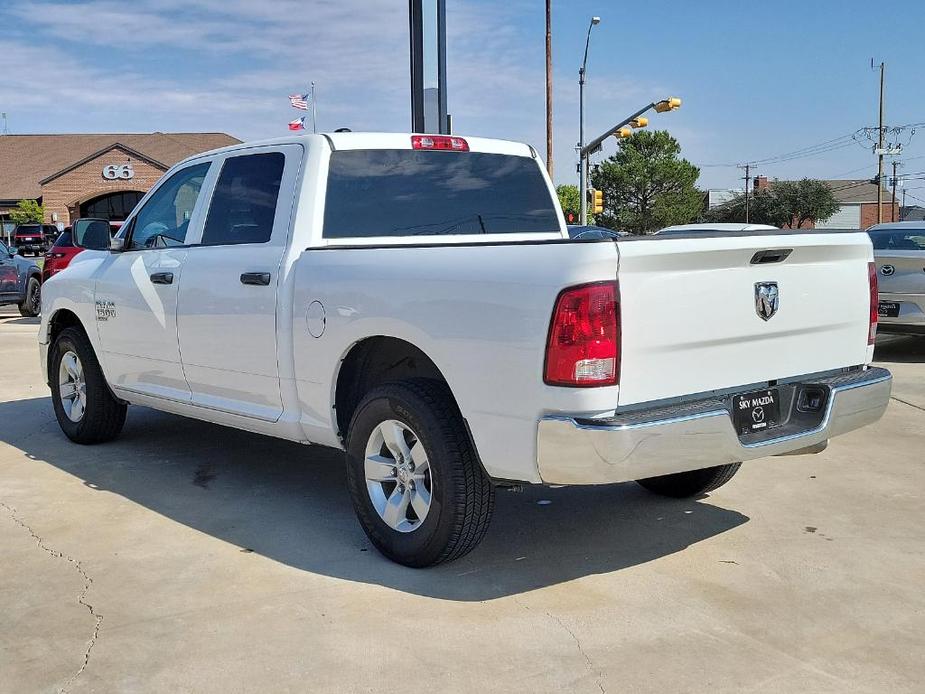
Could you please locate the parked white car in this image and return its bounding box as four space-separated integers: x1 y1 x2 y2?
39 133 892 566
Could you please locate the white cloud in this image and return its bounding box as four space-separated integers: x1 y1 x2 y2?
0 0 667 185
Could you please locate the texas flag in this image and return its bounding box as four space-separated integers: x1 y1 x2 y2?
288 117 305 131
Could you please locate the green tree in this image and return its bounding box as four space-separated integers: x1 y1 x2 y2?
707 178 840 228
9 199 45 225
590 130 701 234
555 184 591 225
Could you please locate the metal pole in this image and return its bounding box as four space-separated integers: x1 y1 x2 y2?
409 0 425 132
579 71 586 224
744 163 751 223
311 82 317 133
891 160 898 222
877 62 885 224
578 19 597 225
545 0 553 178
902 188 906 220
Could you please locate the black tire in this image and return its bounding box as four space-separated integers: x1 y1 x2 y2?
18 276 40 317
345 378 494 567
50 326 127 444
636 463 742 499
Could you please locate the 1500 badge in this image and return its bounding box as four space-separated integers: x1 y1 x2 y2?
95 300 116 321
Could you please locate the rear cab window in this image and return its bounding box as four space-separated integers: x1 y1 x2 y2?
322 149 561 239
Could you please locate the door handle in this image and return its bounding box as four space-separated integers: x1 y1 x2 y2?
149 272 174 285
240 272 271 286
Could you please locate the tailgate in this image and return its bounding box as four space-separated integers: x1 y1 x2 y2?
616 232 873 406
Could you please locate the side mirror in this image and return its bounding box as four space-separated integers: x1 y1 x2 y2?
109 237 125 252
7 246 17 257
72 218 111 251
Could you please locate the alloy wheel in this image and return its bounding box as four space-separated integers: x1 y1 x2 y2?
364 419 433 533
58 350 86 422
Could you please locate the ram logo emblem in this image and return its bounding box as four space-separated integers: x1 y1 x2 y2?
755 282 779 321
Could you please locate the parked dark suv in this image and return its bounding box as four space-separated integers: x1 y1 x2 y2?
0 239 42 316
13 223 58 256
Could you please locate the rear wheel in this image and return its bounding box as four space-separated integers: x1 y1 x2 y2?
18 277 40 317
50 327 127 444
636 463 741 498
345 379 494 567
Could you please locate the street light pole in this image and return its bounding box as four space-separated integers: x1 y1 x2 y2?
578 16 600 225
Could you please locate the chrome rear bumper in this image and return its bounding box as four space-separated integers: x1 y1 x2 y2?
536 367 892 485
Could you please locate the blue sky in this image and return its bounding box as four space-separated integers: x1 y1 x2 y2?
2 0 925 196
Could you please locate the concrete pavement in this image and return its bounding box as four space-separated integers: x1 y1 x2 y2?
1 309 923 693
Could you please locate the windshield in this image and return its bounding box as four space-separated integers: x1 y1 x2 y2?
53 231 73 248
323 150 560 238
868 228 925 251
16 225 41 234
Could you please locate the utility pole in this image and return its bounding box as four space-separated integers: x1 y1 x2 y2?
545 0 553 178
875 60 885 224
902 188 906 220
891 160 899 222
737 163 755 223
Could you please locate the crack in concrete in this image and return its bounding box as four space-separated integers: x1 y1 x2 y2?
1 502 102 693
510 594 605 693
544 611 606 693
891 396 925 413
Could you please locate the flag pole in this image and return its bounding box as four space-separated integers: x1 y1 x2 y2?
311 82 317 133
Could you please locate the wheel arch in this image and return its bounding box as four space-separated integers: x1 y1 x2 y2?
45 308 90 380
332 335 458 442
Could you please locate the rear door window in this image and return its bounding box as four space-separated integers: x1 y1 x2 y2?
201 153 285 246
322 150 560 238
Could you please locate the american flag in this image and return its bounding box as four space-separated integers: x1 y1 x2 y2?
289 93 310 110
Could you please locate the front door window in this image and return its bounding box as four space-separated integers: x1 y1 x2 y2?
127 163 210 249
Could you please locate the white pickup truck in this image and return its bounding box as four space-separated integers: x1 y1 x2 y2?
39 132 892 566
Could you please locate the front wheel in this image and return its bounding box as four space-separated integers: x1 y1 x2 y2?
636 463 741 498
50 327 127 444
18 276 40 317
345 379 495 567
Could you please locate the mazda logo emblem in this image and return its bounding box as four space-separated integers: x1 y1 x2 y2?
881 264 895 276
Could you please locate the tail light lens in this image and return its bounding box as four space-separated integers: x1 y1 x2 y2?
411 135 469 151
544 282 620 387
868 261 878 345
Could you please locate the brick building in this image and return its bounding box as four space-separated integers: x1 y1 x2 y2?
0 132 239 231
753 176 899 229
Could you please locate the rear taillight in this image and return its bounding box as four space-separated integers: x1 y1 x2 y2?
868 261 878 345
411 135 469 151
544 282 620 387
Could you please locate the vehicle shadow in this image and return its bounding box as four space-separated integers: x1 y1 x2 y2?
0 316 40 326
2 396 749 601
874 334 925 364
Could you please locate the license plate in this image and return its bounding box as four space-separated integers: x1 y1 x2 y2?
733 388 781 436
878 301 900 318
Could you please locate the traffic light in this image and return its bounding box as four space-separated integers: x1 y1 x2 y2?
588 188 604 214
614 127 633 140
630 116 649 128
654 97 682 113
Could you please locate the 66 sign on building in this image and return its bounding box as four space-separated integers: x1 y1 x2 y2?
0 132 239 227
102 163 135 180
